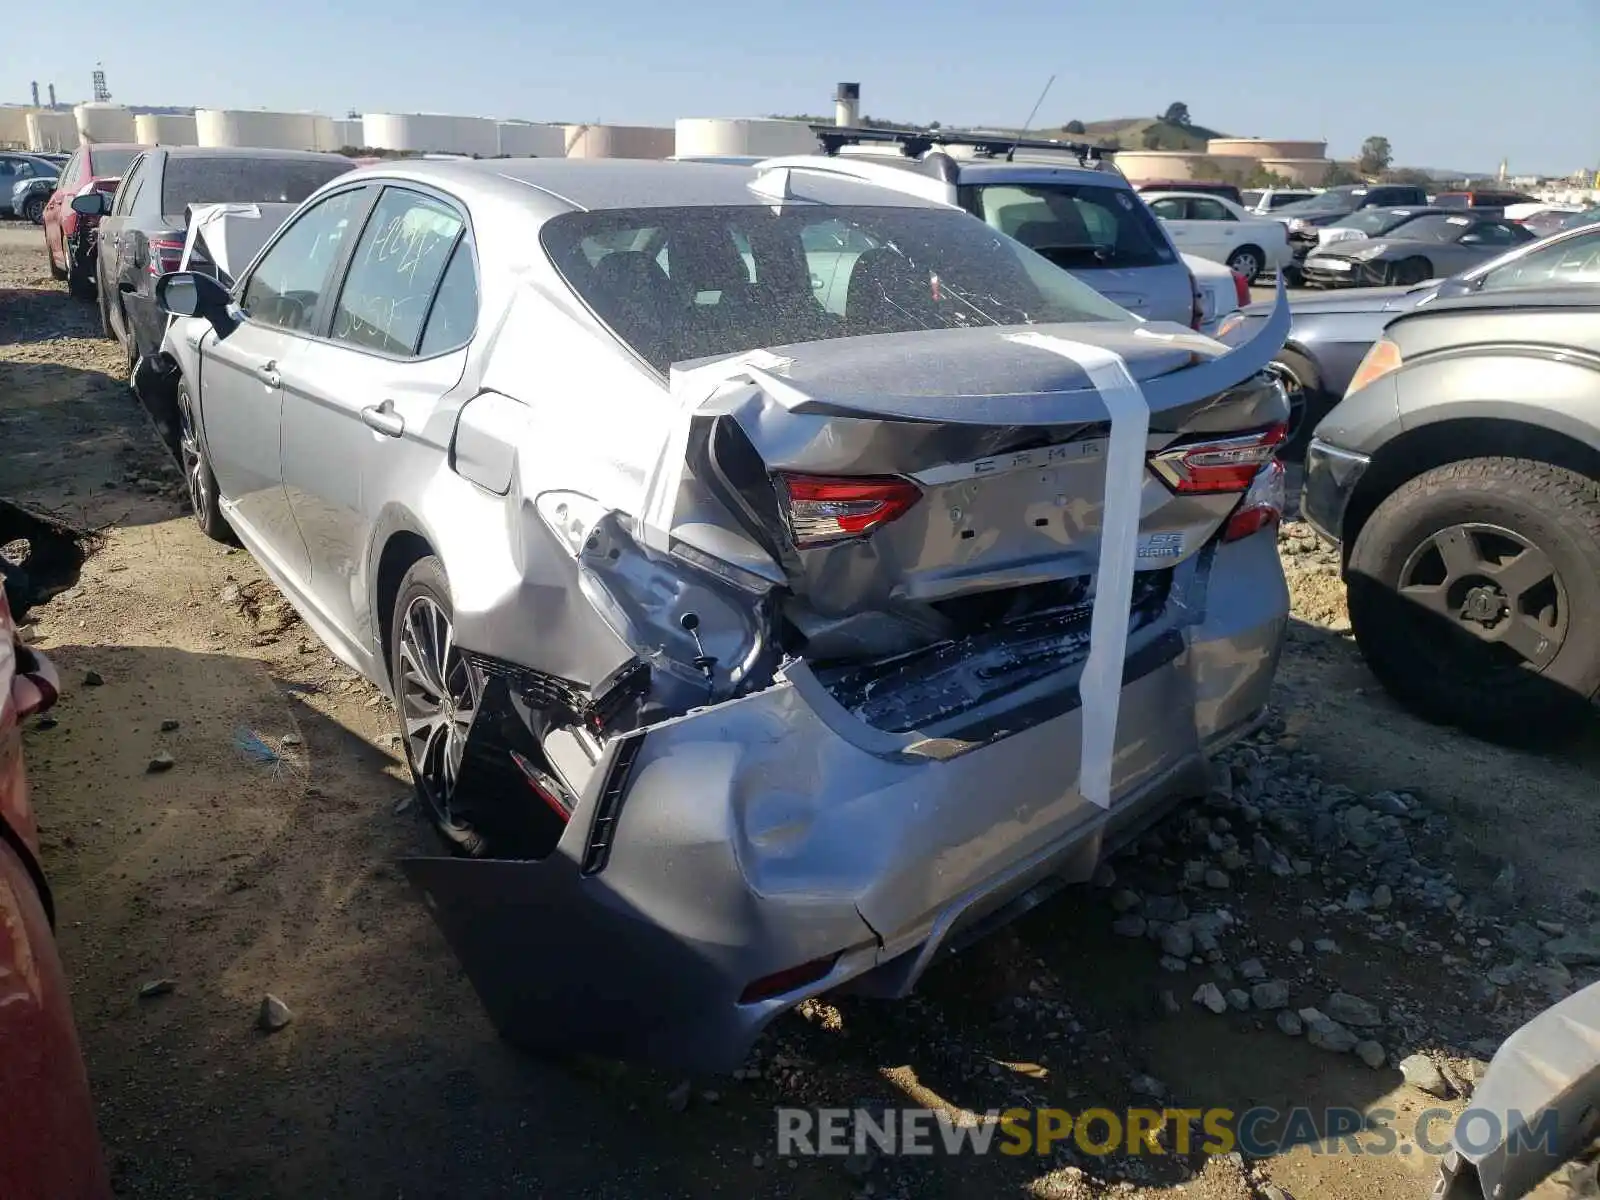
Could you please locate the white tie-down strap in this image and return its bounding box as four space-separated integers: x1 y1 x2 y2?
637 349 793 551
1005 332 1151 810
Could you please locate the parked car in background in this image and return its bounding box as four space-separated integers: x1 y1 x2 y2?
1273 184 1432 271
1220 222 1600 449
761 132 1202 325
1301 287 1600 743
11 171 59 226
1300 212 1533 287
1240 187 1318 215
0 592 112 1198
78 147 355 414
1141 190 1292 282
1314 205 1444 249
0 153 63 219
152 156 1292 1069
1431 189 1538 216
1505 204 1585 238
43 143 147 300
1133 179 1244 206
1184 252 1250 333
1560 208 1600 232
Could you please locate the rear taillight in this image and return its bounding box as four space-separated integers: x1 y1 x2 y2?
1222 459 1286 542
149 237 185 276
1187 268 1204 330
1232 270 1251 307
738 953 840 1004
775 473 922 548
1148 423 1288 494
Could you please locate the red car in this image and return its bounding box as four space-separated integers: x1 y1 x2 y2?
0 591 111 1198
43 142 147 301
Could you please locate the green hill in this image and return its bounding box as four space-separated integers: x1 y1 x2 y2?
1072 117 1227 151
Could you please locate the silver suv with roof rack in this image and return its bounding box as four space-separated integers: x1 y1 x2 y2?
758 124 1201 327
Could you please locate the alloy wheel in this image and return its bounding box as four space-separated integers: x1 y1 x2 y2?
397 595 478 819
1230 250 1261 282
1398 522 1567 672
178 401 208 521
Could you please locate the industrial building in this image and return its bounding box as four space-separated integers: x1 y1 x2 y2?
1114 136 1334 186
363 113 499 156
195 109 336 151
674 117 815 158
134 113 197 145
563 123 674 159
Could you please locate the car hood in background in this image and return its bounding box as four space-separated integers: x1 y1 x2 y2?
1241 284 1433 321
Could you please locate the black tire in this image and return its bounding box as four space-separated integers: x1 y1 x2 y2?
64 236 95 301
47 232 67 281
176 380 235 544
1390 257 1431 286
1346 457 1600 744
1268 349 1326 457
23 196 45 225
389 556 488 856
1226 245 1264 285
98 281 115 340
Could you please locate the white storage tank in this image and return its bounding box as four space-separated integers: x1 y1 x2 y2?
0 107 32 149
563 124 675 159
134 113 197 146
27 110 79 152
363 113 498 156
75 102 136 144
675 118 817 159
196 109 336 151
331 119 364 149
496 121 565 157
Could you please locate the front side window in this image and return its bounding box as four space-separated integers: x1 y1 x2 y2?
1189 197 1234 222
1461 221 1525 246
330 188 465 356
1147 197 1186 220
241 187 370 334
541 203 1135 374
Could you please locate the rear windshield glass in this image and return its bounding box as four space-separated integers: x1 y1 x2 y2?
162 157 353 214
541 204 1135 374
1340 208 1423 235
970 182 1176 270
86 148 138 178
1386 215 1472 243
1432 193 1470 208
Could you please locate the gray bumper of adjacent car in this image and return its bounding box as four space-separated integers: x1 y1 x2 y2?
1300 437 1371 546
1435 980 1600 1200
403 531 1289 1072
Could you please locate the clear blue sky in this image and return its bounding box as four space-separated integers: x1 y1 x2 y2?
14 0 1599 175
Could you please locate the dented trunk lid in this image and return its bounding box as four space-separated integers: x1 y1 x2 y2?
692 312 1289 617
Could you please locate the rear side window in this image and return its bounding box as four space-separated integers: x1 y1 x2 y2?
417 235 479 356
972 183 1175 269
161 157 353 214
330 188 465 356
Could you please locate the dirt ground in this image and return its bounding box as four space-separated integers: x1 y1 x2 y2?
4 222 1599 1200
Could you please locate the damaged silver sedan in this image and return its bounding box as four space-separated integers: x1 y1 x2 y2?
154 158 1292 1070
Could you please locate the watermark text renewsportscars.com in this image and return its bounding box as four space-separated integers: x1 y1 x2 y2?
776 1105 1560 1159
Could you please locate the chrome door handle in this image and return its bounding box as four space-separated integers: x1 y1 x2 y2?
256 360 281 388
360 401 405 438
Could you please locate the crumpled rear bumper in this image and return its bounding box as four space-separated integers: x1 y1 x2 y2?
404 532 1288 1071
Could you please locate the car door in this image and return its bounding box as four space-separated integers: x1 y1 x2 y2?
102 153 150 341
1186 196 1241 260
278 184 475 652
43 150 81 262
1146 196 1199 252
200 184 377 582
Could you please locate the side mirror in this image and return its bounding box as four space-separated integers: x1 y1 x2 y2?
70 191 107 216
156 271 238 338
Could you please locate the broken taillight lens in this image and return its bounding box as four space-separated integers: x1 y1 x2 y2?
775 473 922 548
1148 423 1288 495
1222 459 1286 542
738 953 841 1004
148 237 186 276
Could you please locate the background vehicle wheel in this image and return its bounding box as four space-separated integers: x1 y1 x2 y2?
48 234 66 281
390 556 487 856
1226 246 1264 284
1266 349 1323 457
1346 457 1600 744
176 381 235 544
1390 257 1431 286
23 196 45 225
64 239 95 301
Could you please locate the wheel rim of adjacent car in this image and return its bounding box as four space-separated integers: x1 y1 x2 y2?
24 198 43 222
397 595 477 817
1397 521 1568 675
1265 360 1307 440
1232 251 1260 280
179 400 209 521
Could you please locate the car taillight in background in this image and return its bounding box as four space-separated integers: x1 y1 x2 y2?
148 238 186 276
1148 423 1288 494
1222 459 1286 542
775 473 922 548
1187 268 1204 330
1232 270 1251 308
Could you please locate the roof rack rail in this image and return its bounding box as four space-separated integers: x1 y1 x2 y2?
808 123 1116 165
